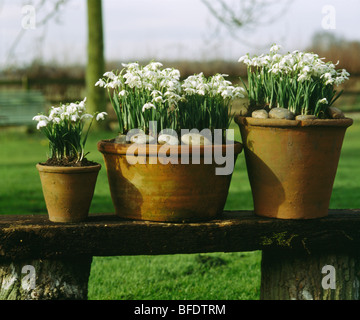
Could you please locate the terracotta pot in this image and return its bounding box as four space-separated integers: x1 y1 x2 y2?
235 116 353 219
97 140 243 222
36 163 101 223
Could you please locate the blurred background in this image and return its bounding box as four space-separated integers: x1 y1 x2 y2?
1 0 360 113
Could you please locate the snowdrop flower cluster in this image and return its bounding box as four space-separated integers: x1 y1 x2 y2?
33 98 107 162
182 73 246 100
238 44 350 118
33 98 107 130
239 45 349 86
96 61 182 110
97 62 245 137
179 73 245 133
96 62 182 134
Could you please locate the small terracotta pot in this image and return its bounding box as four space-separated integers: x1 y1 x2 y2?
235 116 353 219
97 141 243 222
36 163 101 223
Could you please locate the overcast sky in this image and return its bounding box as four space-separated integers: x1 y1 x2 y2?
0 0 360 69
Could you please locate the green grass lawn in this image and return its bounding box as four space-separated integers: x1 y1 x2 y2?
1 117 359 300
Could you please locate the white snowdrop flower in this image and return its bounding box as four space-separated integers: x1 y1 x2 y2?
52 117 61 124
302 53 317 65
151 90 162 97
105 82 115 89
341 69 350 78
318 98 328 104
142 103 156 113
239 56 251 65
270 44 282 54
81 114 93 120
143 70 157 80
270 63 281 74
71 114 80 122
184 88 196 95
125 75 142 88
233 87 246 98
95 79 106 87
32 115 48 122
252 57 263 67
196 83 209 94
78 97 87 108
96 112 107 121
122 62 140 71
169 69 180 79
221 89 234 99
302 66 311 73
166 92 182 104
321 72 332 80
215 73 229 80
37 120 48 130
298 74 308 82
103 71 117 80
119 90 127 97
147 62 163 71
60 112 70 120
259 55 271 67
334 77 345 85
67 103 78 114
153 96 163 103
325 78 335 85
143 81 154 90
49 107 61 120
166 80 177 89
111 79 123 89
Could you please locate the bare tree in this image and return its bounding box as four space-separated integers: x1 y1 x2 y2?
201 0 294 48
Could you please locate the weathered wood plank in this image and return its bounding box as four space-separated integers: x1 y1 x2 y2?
0 210 360 260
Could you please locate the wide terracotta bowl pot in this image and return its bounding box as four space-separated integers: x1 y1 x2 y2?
36 163 101 223
235 116 353 219
97 140 243 222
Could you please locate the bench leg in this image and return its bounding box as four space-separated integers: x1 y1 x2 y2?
0 257 92 300
260 249 360 300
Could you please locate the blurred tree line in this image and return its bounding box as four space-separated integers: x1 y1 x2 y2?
308 31 360 76
2 0 360 116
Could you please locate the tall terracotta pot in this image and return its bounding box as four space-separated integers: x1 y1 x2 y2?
97 141 242 222
36 163 101 223
235 116 353 219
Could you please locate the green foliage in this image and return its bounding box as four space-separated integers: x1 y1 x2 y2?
178 73 245 136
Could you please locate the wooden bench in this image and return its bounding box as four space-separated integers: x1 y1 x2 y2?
0 90 46 127
0 209 360 300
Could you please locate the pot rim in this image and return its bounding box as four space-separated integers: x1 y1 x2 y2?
234 115 353 128
36 163 101 174
97 140 243 156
